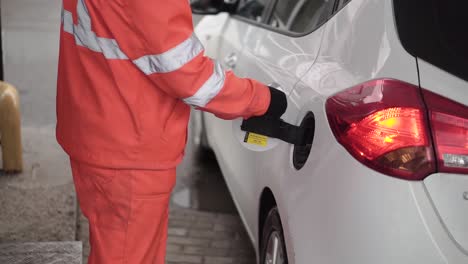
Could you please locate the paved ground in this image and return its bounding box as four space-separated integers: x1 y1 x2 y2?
166 207 255 264
0 242 82 264
0 0 77 243
0 1 256 263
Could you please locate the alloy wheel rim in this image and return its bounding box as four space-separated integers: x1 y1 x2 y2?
264 231 285 264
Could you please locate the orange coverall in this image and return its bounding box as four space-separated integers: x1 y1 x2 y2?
56 0 270 263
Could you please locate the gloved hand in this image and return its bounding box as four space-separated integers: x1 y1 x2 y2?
241 86 287 137
241 87 310 146
262 86 288 118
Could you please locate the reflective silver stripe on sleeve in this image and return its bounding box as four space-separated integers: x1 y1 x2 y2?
62 3 128 60
133 34 204 74
62 10 74 35
77 0 91 30
63 1 205 74
76 23 128 59
183 61 226 107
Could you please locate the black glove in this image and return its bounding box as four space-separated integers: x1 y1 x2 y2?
241 86 287 138
241 87 310 146
263 86 287 118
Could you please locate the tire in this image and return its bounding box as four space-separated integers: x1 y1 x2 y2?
260 207 288 264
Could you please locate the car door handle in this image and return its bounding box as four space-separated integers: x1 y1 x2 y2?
224 52 238 69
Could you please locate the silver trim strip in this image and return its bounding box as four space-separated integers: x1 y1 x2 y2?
62 9 128 60
62 2 221 106
77 0 91 30
62 2 204 71
62 10 74 35
133 34 204 74
183 61 226 107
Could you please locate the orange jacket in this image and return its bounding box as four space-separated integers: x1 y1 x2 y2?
56 0 270 169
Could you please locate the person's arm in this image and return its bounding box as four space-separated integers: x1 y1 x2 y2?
111 0 278 120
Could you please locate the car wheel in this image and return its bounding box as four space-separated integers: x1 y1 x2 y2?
260 207 288 264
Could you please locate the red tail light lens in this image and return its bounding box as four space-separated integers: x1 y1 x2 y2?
326 79 435 180
345 108 428 159
423 90 468 174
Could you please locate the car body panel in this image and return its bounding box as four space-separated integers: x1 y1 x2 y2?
424 174 468 254
417 59 468 108
195 0 468 263
196 12 268 244
234 16 326 250
416 48 468 256
267 1 432 262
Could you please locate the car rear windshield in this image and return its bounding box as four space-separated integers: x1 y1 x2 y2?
393 0 468 82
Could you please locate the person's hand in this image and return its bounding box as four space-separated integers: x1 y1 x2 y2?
241 87 287 137
262 86 287 118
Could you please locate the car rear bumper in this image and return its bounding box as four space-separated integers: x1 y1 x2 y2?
282 143 468 264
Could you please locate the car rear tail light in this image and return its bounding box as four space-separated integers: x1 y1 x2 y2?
423 90 468 174
326 79 436 180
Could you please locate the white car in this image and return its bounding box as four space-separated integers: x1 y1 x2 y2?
191 0 468 263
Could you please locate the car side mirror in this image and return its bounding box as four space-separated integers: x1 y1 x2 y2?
190 0 238 15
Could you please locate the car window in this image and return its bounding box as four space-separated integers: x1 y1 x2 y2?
237 0 271 22
394 0 468 82
338 0 351 9
270 0 298 29
270 0 335 33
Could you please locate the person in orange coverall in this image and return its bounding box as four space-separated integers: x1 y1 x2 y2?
56 0 286 263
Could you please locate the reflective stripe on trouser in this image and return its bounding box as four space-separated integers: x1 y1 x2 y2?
71 160 176 264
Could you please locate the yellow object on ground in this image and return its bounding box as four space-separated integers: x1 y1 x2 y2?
0 81 23 173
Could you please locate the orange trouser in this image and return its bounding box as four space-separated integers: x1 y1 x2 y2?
71 160 176 264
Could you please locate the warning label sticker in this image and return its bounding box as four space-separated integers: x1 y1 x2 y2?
244 132 268 147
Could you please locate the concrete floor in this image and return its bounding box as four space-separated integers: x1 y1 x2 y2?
0 242 82 264
0 0 77 243
0 1 255 263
